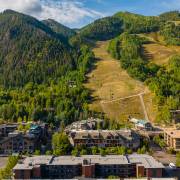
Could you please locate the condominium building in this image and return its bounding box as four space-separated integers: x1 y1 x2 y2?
69 129 140 149
13 155 164 179
0 123 49 154
164 128 180 151
0 131 38 154
0 124 18 137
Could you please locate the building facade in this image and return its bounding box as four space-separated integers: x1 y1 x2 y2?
164 129 180 151
170 110 180 124
69 129 140 149
0 132 39 154
13 155 164 179
0 123 48 154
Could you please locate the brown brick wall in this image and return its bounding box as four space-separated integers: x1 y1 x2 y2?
156 168 163 177
82 165 95 178
33 166 41 178
146 168 163 178
14 169 31 179
136 165 145 177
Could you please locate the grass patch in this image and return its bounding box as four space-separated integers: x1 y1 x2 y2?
84 41 152 122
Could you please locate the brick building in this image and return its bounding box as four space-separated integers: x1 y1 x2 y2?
13 155 164 179
69 129 140 149
164 128 180 151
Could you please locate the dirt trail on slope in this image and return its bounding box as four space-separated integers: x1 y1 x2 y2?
84 41 155 122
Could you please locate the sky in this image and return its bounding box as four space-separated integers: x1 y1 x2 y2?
0 0 180 28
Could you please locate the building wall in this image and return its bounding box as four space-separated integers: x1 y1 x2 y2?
14 169 32 179
164 132 180 151
82 164 95 178
32 166 41 178
95 164 136 178
73 138 139 149
41 165 82 179
146 168 162 178
137 165 145 177
0 135 36 154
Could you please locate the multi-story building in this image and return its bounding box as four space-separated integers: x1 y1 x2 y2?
0 131 39 154
0 123 49 154
13 155 164 179
65 118 104 133
170 110 180 124
164 128 180 151
69 129 140 149
0 124 18 137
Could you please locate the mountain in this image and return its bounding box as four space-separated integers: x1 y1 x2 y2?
114 12 160 33
0 10 74 87
79 16 123 41
159 11 180 21
42 19 76 39
79 12 161 41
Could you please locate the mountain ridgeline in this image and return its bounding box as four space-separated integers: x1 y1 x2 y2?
42 19 76 39
0 10 179 88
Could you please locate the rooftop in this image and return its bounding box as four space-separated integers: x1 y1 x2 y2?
13 154 164 170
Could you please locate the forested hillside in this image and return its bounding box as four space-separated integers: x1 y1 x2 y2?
42 19 76 38
160 22 180 45
114 12 160 33
159 11 180 21
79 16 123 40
0 10 95 126
0 10 73 87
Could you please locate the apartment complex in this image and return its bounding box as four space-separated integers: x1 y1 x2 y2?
164 128 180 151
69 129 140 149
13 155 164 179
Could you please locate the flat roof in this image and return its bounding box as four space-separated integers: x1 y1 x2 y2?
51 155 129 165
13 154 164 170
128 154 164 169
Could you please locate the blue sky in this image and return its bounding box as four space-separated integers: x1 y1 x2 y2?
0 0 180 28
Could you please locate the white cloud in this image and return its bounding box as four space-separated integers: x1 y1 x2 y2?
0 0 42 13
0 0 104 27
